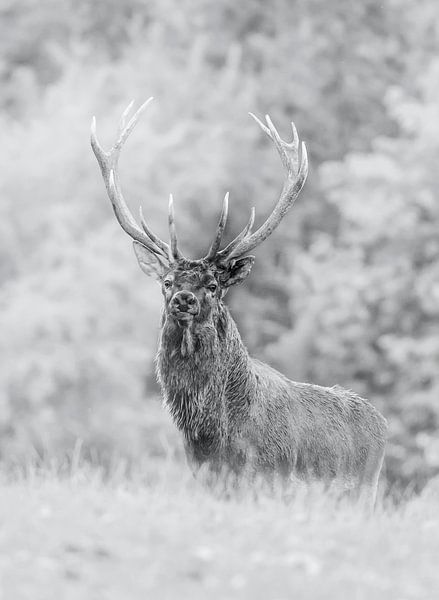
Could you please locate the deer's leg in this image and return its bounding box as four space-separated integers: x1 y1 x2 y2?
356 445 386 513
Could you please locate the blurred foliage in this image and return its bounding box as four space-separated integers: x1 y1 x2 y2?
0 0 438 493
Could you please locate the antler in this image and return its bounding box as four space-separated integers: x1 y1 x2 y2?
220 114 308 261
215 207 255 260
91 98 181 263
204 192 229 260
92 103 307 267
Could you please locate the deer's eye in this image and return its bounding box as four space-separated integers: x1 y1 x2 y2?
207 283 217 293
163 280 172 289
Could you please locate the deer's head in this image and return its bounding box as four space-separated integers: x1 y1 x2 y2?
91 99 308 330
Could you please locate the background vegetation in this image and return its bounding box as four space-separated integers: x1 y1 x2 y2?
1 0 439 495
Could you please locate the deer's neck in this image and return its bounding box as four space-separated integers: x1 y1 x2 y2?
156 304 252 456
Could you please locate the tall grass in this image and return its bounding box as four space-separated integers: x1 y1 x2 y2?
0 455 438 599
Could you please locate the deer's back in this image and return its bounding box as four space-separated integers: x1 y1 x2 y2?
234 359 387 480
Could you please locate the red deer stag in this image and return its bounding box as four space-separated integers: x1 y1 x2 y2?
91 99 387 506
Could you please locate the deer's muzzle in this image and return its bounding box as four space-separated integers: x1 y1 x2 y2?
170 291 200 321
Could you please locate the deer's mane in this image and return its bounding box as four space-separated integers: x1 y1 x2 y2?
156 304 246 446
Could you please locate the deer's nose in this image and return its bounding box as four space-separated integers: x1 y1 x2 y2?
171 291 199 313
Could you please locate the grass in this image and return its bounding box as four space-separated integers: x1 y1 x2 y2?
0 458 438 600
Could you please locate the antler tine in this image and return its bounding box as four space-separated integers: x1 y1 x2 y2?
216 207 255 260
91 99 172 261
224 114 308 260
139 206 171 260
104 168 166 257
114 97 154 155
168 194 183 260
205 192 229 260
264 114 299 176
118 99 135 136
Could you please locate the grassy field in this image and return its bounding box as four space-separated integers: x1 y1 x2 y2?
0 459 437 600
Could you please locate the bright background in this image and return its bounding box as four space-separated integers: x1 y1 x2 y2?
1 0 439 496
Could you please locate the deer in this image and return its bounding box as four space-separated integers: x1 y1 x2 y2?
91 98 387 507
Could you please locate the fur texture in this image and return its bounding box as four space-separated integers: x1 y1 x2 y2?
156 298 387 500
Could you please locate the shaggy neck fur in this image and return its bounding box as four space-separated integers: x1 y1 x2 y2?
156 303 254 461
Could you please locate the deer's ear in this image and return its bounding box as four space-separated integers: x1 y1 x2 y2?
133 242 166 281
221 256 255 288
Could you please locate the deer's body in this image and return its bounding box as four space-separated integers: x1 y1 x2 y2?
158 298 386 499
91 100 387 506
